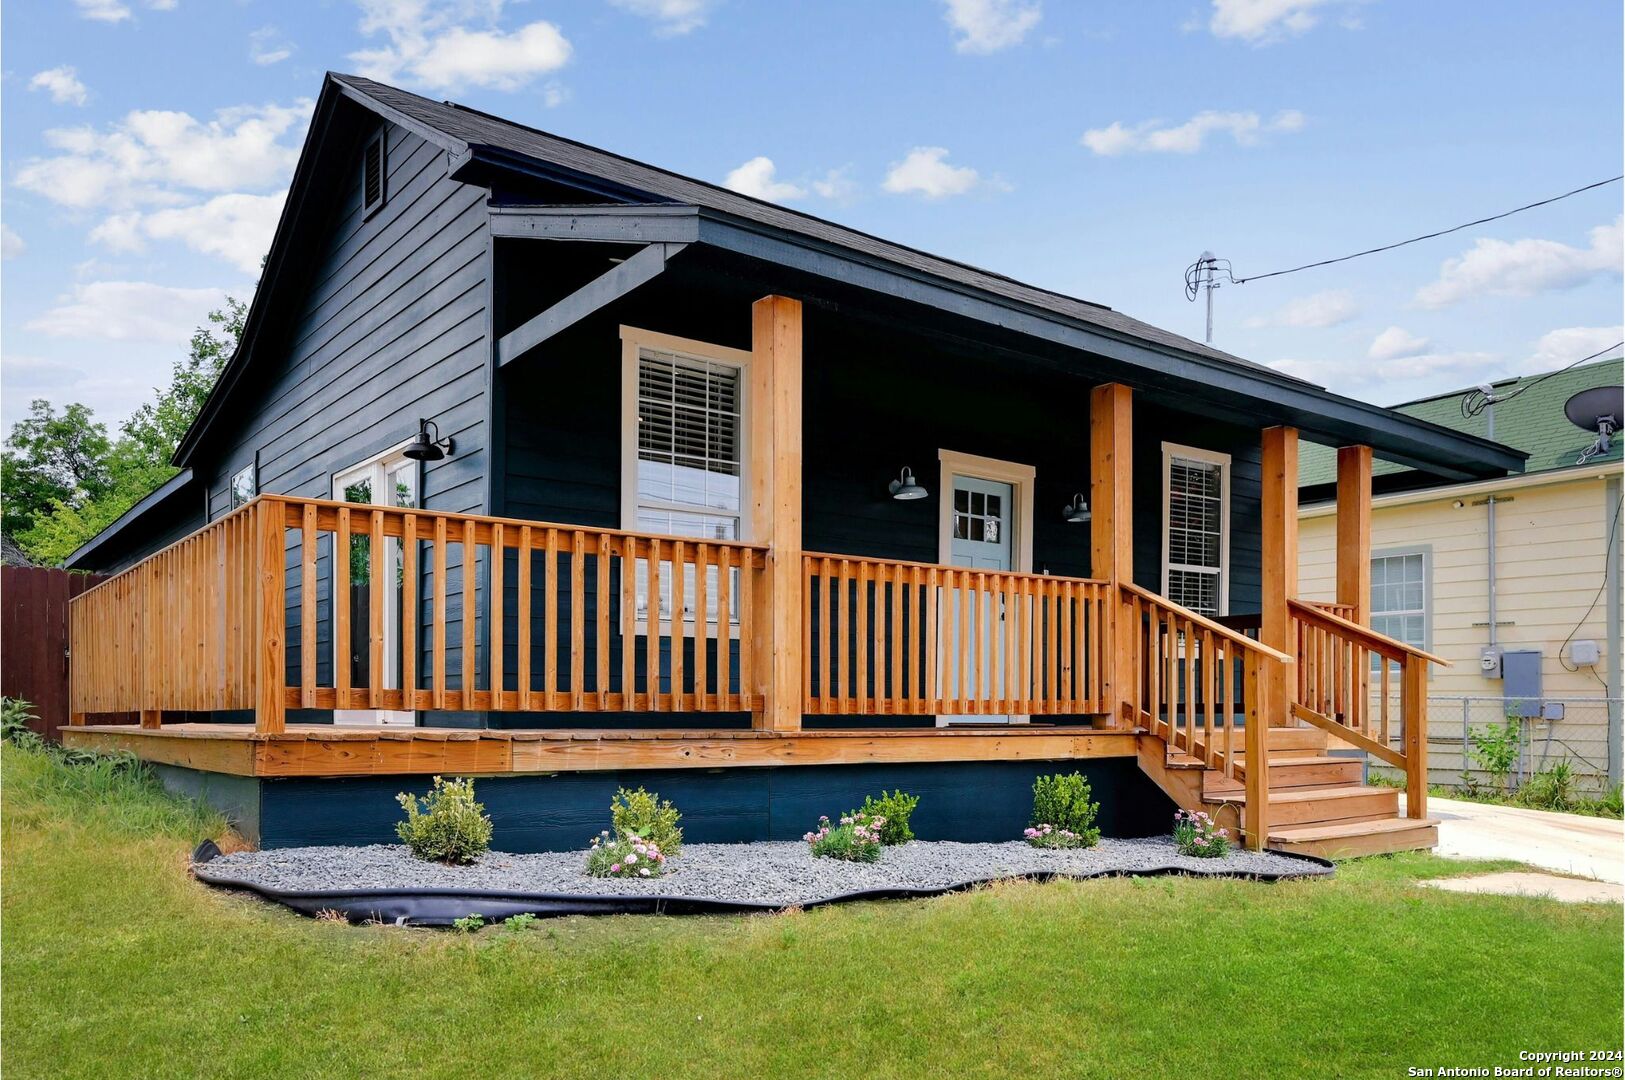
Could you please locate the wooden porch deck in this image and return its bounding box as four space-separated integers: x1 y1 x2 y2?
62 723 1135 779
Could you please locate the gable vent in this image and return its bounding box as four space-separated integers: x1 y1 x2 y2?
362 129 386 217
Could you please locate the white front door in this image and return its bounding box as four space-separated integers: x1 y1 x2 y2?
943 473 1015 723
332 451 418 726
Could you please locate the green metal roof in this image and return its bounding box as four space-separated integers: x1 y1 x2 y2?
1301 358 1623 488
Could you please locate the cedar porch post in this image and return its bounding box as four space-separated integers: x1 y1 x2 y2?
749 295 803 731
1260 426 1299 725
254 499 287 734
1090 383 1133 725
1336 444 1373 625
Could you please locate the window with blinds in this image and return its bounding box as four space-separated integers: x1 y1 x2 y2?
1371 551 1427 656
1163 447 1228 616
633 347 743 622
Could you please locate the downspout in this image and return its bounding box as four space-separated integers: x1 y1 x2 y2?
1607 476 1622 788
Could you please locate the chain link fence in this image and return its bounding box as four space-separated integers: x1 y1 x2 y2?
1364 695 1621 794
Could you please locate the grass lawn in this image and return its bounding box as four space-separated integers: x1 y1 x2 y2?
3 743 1621 1080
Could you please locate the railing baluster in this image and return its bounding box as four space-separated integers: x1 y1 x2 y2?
491 522 506 709
544 528 558 709
335 505 352 708
369 510 385 710
645 538 660 711
695 544 711 710
622 535 637 708
518 525 532 711
715 545 732 710
462 519 477 706
570 530 586 711
671 540 686 710
403 513 418 711
925 565 939 714
837 560 851 711
819 556 833 714
856 560 870 713
300 505 317 708
738 547 754 712
433 516 447 711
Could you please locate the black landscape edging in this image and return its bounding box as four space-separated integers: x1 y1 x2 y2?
190 841 1334 926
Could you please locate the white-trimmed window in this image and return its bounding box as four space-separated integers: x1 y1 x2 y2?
1161 443 1230 617
620 326 750 623
1371 550 1427 652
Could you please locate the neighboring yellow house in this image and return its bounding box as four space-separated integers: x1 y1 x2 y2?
1299 359 1623 792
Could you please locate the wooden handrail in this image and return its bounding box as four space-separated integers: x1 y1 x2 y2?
802 555 1111 717
69 496 771 730
1121 582 1293 664
1287 598 1449 667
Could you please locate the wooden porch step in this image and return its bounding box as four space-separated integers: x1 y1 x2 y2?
1202 756 1363 796
1267 817 1440 859
1162 725 1327 762
1212 783 1399 826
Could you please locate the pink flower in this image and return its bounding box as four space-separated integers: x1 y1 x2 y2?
610 863 620 873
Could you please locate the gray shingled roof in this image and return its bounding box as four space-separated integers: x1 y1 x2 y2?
335 73 1306 386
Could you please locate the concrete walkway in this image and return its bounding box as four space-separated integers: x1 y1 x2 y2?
1421 871 1622 904
1402 794 1625 883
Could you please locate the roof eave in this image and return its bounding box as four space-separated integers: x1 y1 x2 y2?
63 468 196 570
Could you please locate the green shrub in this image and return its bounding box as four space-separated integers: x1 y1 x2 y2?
395 776 493 864
2 697 42 750
851 790 919 845
452 914 485 933
1468 716 1524 791
503 913 539 932
804 815 881 862
586 831 670 878
609 786 683 856
1518 761 1576 813
1030 772 1100 846
1172 809 1229 858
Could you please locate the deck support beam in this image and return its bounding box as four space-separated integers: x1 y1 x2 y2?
749 295 803 731
1336 444 1373 625
1090 383 1133 724
1260 426 1299 726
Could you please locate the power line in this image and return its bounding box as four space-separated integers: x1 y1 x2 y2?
1192 176 1623 291
1459 342 1623 420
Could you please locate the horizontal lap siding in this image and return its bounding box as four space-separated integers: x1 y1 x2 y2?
197 124 490 716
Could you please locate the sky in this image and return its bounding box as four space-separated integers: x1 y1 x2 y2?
2 0 1622 435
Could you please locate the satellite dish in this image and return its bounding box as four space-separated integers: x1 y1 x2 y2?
1564 385 1624 465
1563 385 1623 431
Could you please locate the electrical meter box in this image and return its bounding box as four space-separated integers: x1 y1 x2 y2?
1501 650 1542 719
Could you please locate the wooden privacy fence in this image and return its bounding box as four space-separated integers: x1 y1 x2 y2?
801 554 1111 716
1288 597 1441 818
70 496 769 731
3 566 117 739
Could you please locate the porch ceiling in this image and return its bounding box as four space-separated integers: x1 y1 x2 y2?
490 205 1526 483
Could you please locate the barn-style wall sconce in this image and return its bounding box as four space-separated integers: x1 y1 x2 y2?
1063 493 1091 523
888 466 928 501
403 418 455 461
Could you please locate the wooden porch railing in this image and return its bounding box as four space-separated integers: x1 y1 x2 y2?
801 554 1111 716
69 496 769 731
1120 583 1294 849
1288 598 1444 818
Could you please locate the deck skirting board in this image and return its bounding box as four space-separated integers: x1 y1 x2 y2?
61 724 1135 779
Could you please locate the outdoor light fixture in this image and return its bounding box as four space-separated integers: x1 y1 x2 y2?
888 467 928 501
402 418 454 462
1063 493 1091 523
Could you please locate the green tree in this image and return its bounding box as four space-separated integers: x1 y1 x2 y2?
1 400 112 539
4 298 245 564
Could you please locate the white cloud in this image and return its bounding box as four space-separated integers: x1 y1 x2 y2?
1082 109 1304 155
1208 0 1339 44
73 0 173 21
29 66 89 106
351 0 571 92
723 157 807 203
812 166 859 203
1270 350 1499 391
27 282 232 345
1244 289 1357 329
1414 217 1624 309
1526 325 1624 371
543 81 570 108
1367 326 1430 361
91 191 286 274
250 26 295 65
609 0 717 35
2 224 24 260
0 353 153 431
13 102 308 210
942 0 1042 54
882 147 997 199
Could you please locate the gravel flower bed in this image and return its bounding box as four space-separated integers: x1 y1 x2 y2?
198 837 1329 910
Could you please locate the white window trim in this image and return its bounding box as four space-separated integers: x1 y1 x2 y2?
1160 441 1231 617
619 324 752 631
332 439 420 727
1369 545 1432 658
935 449 1035 573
